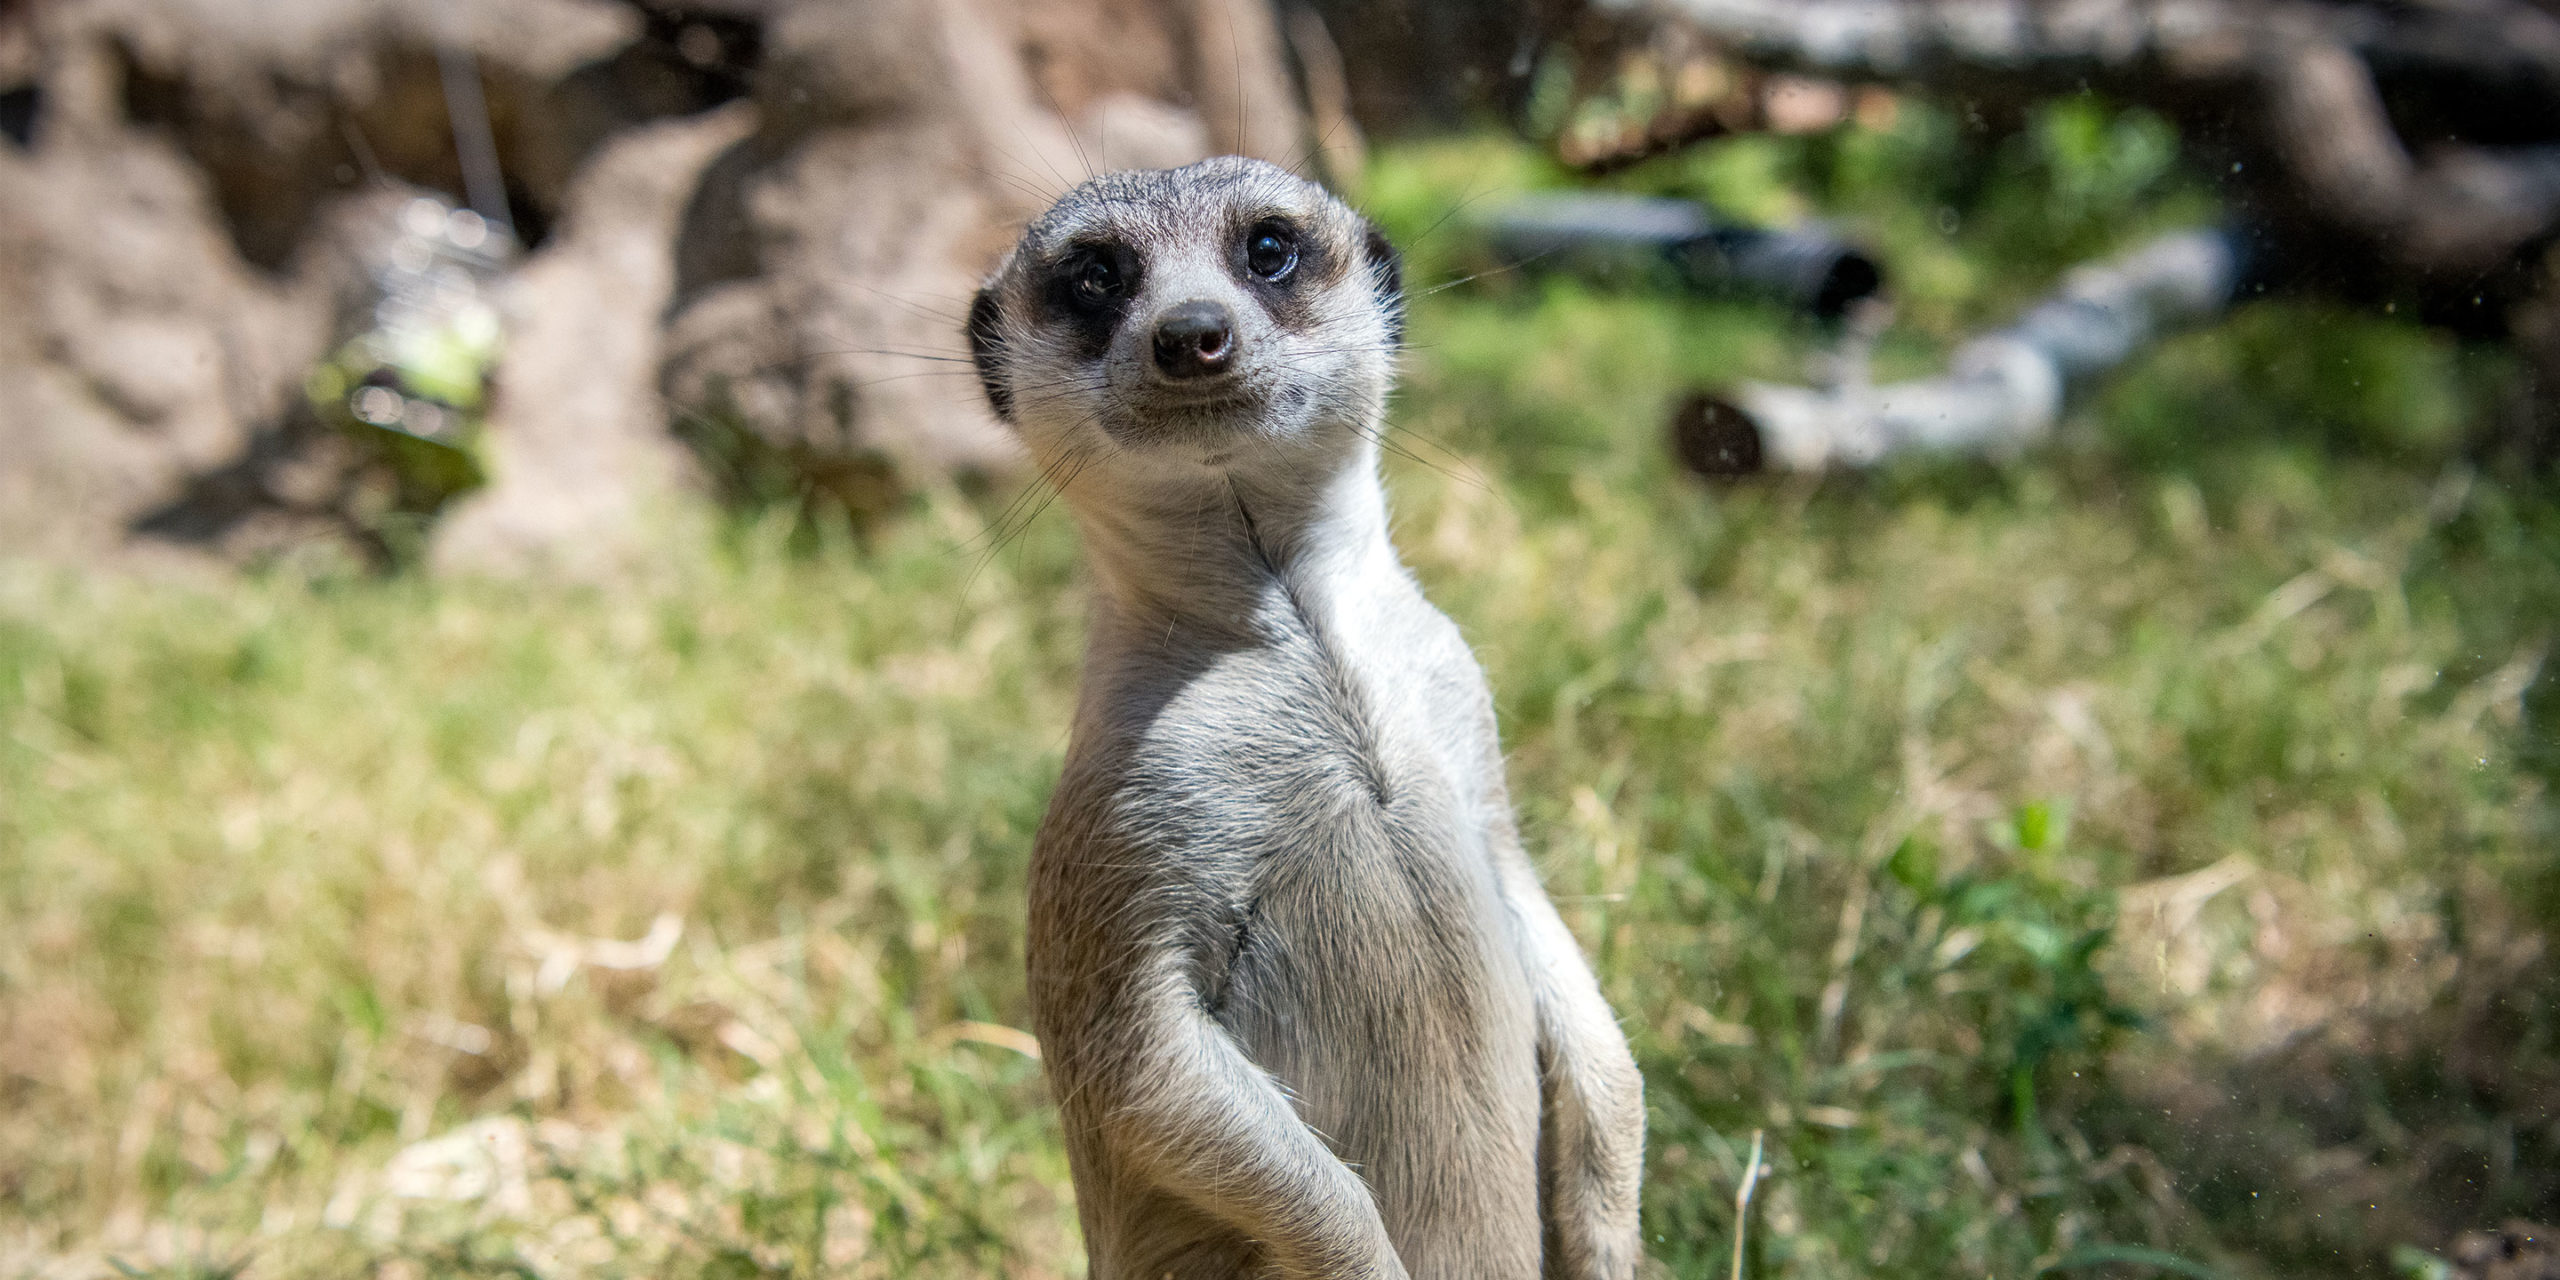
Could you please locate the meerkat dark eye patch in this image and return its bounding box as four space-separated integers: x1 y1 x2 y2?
1069 252 1123 306
1235 215 1328 333
1243 221 1298 281
1043 242 1140 359
1054 244 1137 310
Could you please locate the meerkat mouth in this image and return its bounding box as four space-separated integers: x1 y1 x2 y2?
1113 383 1269 431
1101 401 1278 460
1137 376 1258 407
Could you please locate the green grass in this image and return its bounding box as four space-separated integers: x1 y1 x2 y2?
4 109 2556 1278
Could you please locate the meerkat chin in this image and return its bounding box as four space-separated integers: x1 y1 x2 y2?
967 156 1646 1280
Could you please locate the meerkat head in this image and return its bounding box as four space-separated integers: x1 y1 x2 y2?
966 157 1402 482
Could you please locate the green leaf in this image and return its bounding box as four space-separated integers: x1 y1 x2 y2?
1886 834 1940 893
2016 800 2056 851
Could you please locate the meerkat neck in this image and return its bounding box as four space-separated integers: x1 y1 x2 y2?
1069 436 1402 638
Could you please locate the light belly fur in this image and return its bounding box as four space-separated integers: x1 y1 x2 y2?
1216 817 1545 1278
1058 644 1547 1279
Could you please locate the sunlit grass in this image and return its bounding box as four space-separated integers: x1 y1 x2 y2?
4 114 2555 1278
0 509 1088 1277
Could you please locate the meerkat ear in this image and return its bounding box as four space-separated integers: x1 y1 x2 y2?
1361 219 1404 346
966 286 1013 421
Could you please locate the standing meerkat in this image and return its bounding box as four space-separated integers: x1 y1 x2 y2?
966 157 1645 1280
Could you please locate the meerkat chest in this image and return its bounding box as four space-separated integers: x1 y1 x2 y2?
1125 596 1511 964
1154 624 1542 1128
1130 594 1490 847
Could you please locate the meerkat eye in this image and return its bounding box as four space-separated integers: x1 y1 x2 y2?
1244 223 1298 282
1067 251 1126 308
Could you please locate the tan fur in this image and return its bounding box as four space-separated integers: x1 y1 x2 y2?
968 158 1645 1280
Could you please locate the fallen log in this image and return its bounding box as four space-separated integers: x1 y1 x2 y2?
1481 192 1884 318
1674 226 2246 473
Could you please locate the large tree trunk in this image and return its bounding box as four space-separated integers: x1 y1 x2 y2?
1676 228 2245 472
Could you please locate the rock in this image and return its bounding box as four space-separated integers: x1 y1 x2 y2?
0 118 329 558
0 0 1322 568
1078 91 1212 174
86 0 661 264
1 0 756 564
661 0 1312 508
431 105 755 579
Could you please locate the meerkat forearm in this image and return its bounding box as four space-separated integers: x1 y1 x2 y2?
1077 988 1409 1279
1472 742 1646 1277
1503 871 1648 1280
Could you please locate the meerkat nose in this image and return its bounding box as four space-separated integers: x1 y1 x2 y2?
1152 300 1236 378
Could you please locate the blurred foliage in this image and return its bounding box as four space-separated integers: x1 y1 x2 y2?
4 102 2556 1279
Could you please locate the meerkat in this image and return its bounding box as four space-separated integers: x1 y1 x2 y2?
966 157 1646 1280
